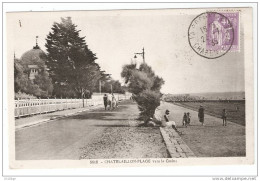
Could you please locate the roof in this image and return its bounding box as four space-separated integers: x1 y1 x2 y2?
20 46 47 67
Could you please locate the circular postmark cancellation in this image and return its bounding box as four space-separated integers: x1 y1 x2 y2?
188 12 235 59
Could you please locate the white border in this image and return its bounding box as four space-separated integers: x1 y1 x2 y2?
1 2 258 179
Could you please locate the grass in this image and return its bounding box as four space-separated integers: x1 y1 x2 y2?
172 101 245 126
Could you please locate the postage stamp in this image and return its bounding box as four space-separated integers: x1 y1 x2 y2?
207 12 240 52
188 11 240 59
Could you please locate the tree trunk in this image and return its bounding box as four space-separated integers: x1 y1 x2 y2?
82 92 84 108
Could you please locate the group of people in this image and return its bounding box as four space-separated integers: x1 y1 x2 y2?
148 105 228 132
182 112 191 127
103 93 118 110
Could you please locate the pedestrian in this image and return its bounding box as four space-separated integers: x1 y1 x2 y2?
103 94 108 110
107 93 112 110
198 105 205 126
111 93 117 110
187 112 191 125
183 112 188 127
222 109 227 126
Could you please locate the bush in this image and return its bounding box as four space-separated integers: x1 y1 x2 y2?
15 91 37 99
121 63 164 123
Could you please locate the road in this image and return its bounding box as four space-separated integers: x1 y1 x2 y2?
15 100 168 160
16 100 245 159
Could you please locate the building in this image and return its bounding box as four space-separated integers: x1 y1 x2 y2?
19 41 47 81
28 65 39 80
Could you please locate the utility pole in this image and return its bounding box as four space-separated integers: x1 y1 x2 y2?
142 47 145 63
111 84 113 94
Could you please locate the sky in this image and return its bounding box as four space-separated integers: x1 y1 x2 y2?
7 9 245 94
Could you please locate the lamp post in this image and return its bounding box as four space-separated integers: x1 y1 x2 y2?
134 47 145 63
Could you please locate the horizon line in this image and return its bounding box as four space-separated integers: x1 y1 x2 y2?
162 91 245 95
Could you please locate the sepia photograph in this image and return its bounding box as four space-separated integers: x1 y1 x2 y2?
4 5 255 172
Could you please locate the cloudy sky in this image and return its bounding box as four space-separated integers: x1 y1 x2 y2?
7 9 245 94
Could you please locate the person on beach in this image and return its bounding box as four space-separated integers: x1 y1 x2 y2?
222 109 227 126
198 105 205 126
103 94 108 110
182 112 188 127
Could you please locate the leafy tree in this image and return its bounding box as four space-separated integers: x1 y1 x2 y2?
14 57 53 98
34 70 54 97
14 59 25 93
121 63 164 122
45 17 101 100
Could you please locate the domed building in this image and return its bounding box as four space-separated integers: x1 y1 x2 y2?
19 42 47 80
14 38 53 98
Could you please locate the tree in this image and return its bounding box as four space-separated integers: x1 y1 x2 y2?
121 63 164 123
34 70 54 98
14 58 53 98
45 17 101 100
14 59 25 93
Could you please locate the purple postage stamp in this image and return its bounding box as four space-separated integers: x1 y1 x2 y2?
188 11 240 59
206 12 239 52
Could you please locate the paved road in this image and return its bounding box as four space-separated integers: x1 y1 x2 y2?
16 100 168 160
158 102 245 157
16 100 245 159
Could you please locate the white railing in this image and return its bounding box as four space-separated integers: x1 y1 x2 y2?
15 93 131 118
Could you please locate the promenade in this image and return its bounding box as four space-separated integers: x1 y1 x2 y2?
15 100 245 160
158 102 245 157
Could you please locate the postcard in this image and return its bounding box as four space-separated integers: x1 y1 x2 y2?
6 7 254 169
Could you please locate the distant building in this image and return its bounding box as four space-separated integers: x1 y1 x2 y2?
19 41 47 81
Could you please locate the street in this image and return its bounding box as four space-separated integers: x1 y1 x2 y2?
16 100 245 160
15 100 168 160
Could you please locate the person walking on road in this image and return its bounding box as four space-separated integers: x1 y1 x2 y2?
187 112 191 125
103 94 108 110
198 105 205 126
107 93 112 110
222 109 227 126
111 93 117 110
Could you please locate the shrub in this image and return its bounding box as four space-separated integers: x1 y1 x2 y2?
15 91 37 99
121 63 164 123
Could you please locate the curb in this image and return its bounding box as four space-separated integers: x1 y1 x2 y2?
160 127 196 158
15 105 103 131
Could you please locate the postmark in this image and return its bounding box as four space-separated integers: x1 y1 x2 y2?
188 12 239 59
